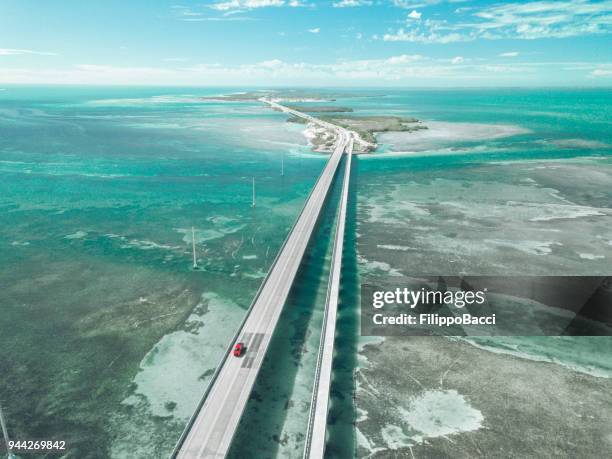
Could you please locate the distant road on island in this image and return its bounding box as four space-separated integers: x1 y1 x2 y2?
261 98 376 152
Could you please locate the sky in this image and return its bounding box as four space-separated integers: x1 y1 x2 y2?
1 0 611 86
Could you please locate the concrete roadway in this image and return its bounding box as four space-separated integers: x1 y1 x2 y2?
174 105 352 458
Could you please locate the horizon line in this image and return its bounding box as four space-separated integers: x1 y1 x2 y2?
1 83 611 90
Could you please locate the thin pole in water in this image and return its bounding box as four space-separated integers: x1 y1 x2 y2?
191 226 198 269
0 403 14 459
252 177 256 208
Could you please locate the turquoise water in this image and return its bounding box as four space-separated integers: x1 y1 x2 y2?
348 88 611 277
0 86 327 458
0 87 611 458
331 89 612 456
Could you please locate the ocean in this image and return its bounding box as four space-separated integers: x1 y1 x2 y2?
0 86 610 458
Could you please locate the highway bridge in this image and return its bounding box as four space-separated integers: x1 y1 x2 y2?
173 101 355 458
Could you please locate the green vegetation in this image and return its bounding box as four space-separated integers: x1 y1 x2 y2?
286 114 427 145
286 105 353 113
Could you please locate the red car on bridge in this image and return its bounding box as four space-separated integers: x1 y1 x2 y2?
233 342 245 357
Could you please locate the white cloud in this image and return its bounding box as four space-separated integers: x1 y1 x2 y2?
471 0 612 40
0 48 57 56
383 0 612 43
172 5 255 21
392 0 443 9
500 52 520 57
590 67 612 77
451 56 464 64
386 54 424 63
383 27 465 44
308 27 320 33
2 58 609 86
333 0 372 7
210 0 301 11
408 10 422 19
180 16 255 22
